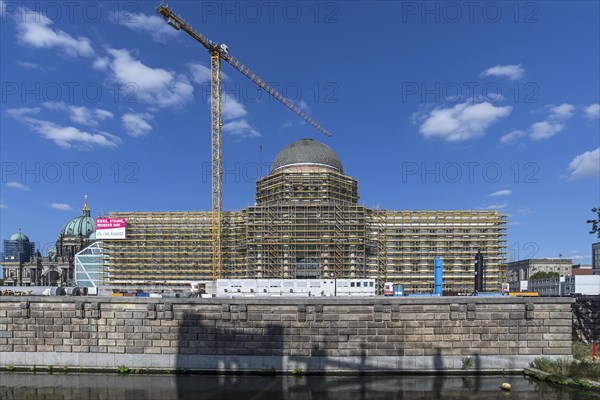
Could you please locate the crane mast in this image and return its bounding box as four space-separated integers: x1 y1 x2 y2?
157 4 333 280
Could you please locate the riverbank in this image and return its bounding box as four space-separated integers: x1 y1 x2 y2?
523 343 600 391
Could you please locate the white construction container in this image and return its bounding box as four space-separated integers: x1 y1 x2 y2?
213 278 375 297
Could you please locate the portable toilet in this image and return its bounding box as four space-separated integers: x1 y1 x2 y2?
393 284 404 296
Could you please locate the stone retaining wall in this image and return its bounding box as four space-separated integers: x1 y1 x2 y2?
0 297 574 372
572 295 600 344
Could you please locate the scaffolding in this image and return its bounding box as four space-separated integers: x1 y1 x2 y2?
100 167 507 292
247 167 366 280
382 210 508 293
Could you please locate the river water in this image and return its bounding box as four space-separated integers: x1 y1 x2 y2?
0 373 598 400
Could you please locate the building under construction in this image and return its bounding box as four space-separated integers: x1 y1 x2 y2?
102 139 507 293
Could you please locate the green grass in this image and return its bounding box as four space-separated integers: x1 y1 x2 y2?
532 343 600 381
116 365 131 374
292 367 305 376
461 357 473 370
572 342 592 362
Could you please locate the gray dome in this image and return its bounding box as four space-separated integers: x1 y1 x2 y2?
272 139 343 173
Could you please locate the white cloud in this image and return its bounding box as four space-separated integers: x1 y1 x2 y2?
489 189 512 197
43 102 114 127
6 182 31 191
121 112 153 137
7 107 122 149
567 148 600 180
187 62 230 84
6 106 40 118
93 57 110 70
110 11 179 43
503 104 575 144
14 6 94 57
186 63 254 138
297 99 310 112
0 1 6 17
16 61 45 71
105 48 193 109
49 203 73 211
500 130 526 144
584 103 600 120
282 121 293 128
417 102 512 142
481 64 524 80
0 203 7 209
222 119 261 139
222 93 247 120
548 103 575 119
527 104 574 141
188 63 212 85
484 203 508 210
529 121 564 140
517 207 533 215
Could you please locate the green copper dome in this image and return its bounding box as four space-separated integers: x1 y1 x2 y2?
57 196 96 240
10 229 30 242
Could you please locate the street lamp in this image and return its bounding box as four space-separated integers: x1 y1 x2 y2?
330 272 336 296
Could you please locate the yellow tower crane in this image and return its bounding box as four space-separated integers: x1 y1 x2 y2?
156 4 333 280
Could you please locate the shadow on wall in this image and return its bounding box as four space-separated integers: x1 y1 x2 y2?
170 303 479 399
572 296 600 344
173 304 409 376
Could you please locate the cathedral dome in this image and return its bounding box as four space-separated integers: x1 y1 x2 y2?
57 196 95 240
10 229 30 242
271 138 343 173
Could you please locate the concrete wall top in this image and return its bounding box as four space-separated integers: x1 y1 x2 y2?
0 295 575 306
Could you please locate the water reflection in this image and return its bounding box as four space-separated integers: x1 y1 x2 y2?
0 373 598 400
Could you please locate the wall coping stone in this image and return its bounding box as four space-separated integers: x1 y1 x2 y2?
0 296 576 306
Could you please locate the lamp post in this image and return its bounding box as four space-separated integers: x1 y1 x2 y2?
330 272 336 296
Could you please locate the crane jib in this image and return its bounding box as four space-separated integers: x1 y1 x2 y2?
157 4 333 138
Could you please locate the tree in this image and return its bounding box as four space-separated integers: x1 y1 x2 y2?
587 207 600 238
530 271 559 281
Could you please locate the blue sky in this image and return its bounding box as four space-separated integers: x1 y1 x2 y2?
1 1 599 263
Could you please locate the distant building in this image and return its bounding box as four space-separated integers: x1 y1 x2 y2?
529 275 600 296
2 197 97 287
564 275 600 295
507 258 572 292
572 264 593 276
529 276 565 297
593 242 600 275
53 196 96 286
2 228 35 263
1 229 42 286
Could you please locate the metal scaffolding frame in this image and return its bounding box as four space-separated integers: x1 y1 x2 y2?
101 169 507 293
